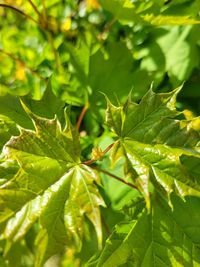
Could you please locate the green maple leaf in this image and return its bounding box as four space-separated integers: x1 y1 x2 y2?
106 88 200 208
92 195 200 267
0 103 104 266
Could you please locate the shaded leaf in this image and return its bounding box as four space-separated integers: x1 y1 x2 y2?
0 94 32 129
21 82 65 120
99 0 142 24
94 195 200 266
89 42 135 104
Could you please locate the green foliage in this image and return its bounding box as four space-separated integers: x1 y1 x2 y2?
107 88 200 208
0 0 200 266
93 194 200 266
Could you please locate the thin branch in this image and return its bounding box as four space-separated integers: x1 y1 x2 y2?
27 0 41 17
83 143 114 165
93 166 139 191
0 48 46 81
0 48 19 62
0 4 38 24
76 102 89 131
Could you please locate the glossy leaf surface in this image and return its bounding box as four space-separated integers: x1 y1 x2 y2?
106 89 200 207
0 106 104 266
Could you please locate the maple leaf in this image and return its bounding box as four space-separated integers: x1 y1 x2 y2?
0 104 104 266
106 88 200 208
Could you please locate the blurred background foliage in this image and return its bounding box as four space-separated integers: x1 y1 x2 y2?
0 0 200 266
1 0 200 113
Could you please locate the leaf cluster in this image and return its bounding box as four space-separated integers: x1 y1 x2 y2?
0 0 200 266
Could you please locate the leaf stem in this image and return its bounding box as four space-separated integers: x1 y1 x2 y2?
76 102 89 131
0 4 38 24
103 143 114 154
93 166 139 191
83 143 114 165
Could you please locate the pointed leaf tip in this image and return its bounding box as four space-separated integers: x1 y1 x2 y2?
107 87 200 208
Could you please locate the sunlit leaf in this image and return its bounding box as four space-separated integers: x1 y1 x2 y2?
0 106 104 266
106 88 200 207
143 14 200 25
